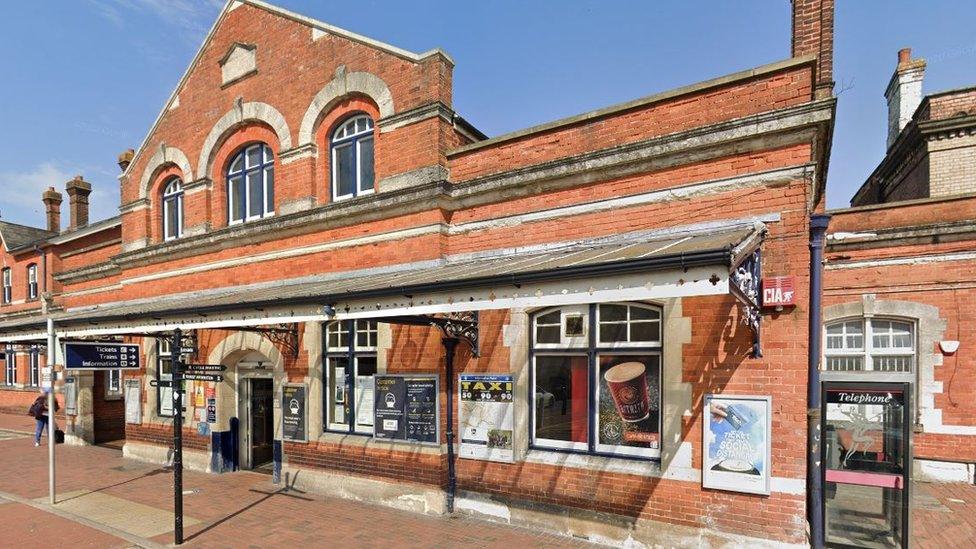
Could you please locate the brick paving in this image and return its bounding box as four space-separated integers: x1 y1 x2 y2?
2 412 974 547
0 414 594 548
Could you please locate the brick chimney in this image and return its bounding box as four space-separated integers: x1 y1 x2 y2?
885 48 926 149
65 175 92 230
41 187 63 233
118 148 134 172
791 0 835 99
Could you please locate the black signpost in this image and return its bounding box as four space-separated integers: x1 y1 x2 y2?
171 329 185 545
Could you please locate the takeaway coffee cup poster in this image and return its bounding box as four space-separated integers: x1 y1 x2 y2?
703 394 772 495
598 357 661 452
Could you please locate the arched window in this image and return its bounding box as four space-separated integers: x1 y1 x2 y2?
825 318 915 373
227 143 275 224
331 115 375 200
531 302 662 459
162 178 184 240
26 264 38 300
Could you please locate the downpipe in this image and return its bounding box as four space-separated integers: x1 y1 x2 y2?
807 213 830 548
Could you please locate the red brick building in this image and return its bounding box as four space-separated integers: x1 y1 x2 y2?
1 0 839 545
822 48 976 546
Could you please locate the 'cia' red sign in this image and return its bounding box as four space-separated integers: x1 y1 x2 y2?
762 276 796 307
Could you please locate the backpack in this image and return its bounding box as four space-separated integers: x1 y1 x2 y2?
28 399 42 418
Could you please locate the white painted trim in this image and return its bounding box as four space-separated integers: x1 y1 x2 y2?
827 251 976 270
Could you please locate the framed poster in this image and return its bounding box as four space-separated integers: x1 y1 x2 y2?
373 375 439 444
703 394 771 495
281 383 308 443
459 374 514 463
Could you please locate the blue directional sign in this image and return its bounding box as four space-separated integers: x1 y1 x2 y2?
64 342 141 370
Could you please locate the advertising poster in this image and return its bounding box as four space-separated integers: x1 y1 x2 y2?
596 356 661 456
459 374 514 463
281 384 308 443
703 394 772 495
124 379 142 424
373 375 438 444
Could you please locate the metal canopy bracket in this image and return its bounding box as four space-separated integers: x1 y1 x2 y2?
380 312 480 358
730 247 762 358
236 323 300 358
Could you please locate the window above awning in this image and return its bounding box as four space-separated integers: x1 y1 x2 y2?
0 219 766 341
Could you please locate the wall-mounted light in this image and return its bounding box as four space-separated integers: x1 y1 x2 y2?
940 340 960 355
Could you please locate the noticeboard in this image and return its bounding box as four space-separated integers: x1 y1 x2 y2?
64 342 140 370
459 374 515 463
373 375 438 444
124 379 142 424
281 383 308 443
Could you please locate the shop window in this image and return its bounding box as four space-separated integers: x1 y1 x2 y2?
162 177 184 241
825 319 915 373
28 346 40 387
532 303 663 459
324 319 380 435
27 264 38 300
157 339 175 417
4 346 15 385
228 143 275 224
331 115 375 201
1 268 11 304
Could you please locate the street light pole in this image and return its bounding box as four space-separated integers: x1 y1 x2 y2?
172 328 184 545
47 317 56 505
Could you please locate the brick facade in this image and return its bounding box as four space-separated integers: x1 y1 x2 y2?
0 0 840 545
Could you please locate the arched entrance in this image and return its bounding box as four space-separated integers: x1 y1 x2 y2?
206 332 284 473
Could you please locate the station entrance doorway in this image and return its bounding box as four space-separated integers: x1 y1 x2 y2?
236 353 275 471
823 382 911 548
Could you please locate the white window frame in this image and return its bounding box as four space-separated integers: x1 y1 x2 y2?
27 264 38 300
330 115 375 202
824 318 916 375
162 178 184 241
28 346 40 387
531 303 663 459
227 143 275 225
1 268 11 304
157 339 175 417
4 346 16 386
324 320 379 435
105 369 123 399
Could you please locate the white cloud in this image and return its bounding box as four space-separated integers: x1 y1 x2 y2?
86 0 224 44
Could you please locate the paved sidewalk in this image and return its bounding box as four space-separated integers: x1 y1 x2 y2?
0 414 594 548
4 412 975 548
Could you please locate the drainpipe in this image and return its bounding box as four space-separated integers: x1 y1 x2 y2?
808 213 831 549
442 337 459 513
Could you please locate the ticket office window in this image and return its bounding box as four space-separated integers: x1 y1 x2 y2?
531 303 663 459
323 320 380 435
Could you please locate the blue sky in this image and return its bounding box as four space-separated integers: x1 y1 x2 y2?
0 1 973 228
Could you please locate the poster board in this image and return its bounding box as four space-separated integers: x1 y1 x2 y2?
281 383 308 443
124 379 142 424
64 376 78 416
373 375 438 444
702 394 772 495
459 374 514 463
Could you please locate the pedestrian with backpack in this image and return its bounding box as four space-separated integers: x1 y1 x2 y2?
29 389 59 447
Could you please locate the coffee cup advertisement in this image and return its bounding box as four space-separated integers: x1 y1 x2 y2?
597 356 661 455
702 394 771 495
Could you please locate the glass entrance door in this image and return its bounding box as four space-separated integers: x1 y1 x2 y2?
248 378 274 468
823 382 911 548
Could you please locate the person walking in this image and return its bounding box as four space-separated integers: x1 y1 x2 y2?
29 389 59 447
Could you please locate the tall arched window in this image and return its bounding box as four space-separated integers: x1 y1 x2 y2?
162 178 184 240
227 143 275 224
331 115 375 200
